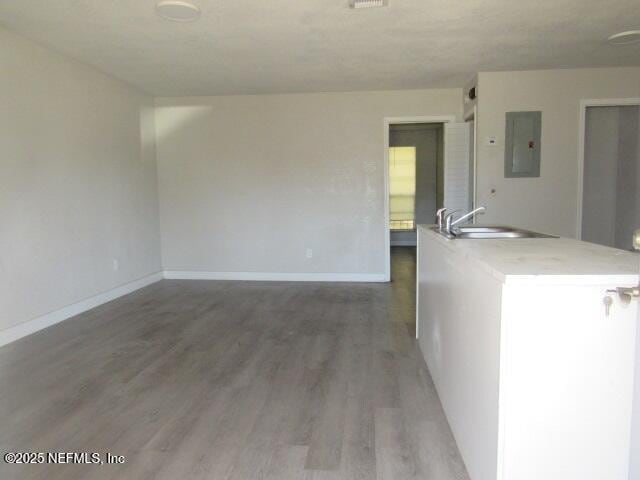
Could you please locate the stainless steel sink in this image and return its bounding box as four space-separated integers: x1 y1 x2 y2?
433 225 557 239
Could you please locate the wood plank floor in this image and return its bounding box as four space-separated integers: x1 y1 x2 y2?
0 247 469 480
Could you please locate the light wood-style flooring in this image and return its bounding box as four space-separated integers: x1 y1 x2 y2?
0 247 468 480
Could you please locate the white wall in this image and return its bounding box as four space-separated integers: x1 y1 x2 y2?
155 90 461 277
0 27 161 335
475 68 640 238
633 316 640 480
633 105 640 480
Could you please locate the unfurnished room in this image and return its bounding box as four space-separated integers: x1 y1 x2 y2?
1 1 640 479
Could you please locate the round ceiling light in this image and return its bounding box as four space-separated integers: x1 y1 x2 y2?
156 1 201 22
607 30 640 46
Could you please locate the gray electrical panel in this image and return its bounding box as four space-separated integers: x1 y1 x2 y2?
504 111 541 178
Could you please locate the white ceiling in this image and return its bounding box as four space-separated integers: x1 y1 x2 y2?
1 0 639 96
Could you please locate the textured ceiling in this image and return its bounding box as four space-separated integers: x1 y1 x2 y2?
0 0 639 96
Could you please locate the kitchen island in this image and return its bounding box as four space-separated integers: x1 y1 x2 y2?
417 224 639 480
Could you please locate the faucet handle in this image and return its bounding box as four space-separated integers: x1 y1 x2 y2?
436 208 447 229
444 210 460 232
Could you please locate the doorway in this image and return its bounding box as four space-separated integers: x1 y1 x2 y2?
383 116 473 282
579 100 640 250
388 123 444 247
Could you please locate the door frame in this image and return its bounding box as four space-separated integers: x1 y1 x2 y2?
383 115 456 282
576 98 640 239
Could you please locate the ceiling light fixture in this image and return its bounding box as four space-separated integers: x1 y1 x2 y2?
349 0 388 9
156 0 201 22
607 30 640 46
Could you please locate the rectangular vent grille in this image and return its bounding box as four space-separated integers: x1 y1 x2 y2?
349 0 388 9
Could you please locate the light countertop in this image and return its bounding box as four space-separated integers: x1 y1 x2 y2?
418 224 640 285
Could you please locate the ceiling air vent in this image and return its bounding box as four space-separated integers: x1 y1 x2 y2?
349 0 388 9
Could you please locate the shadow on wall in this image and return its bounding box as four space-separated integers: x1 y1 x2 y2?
140 104 159 162
154 105 214 141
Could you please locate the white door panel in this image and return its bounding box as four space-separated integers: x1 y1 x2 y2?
444 122 472 214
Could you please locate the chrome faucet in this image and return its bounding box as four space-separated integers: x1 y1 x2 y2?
444 206 486 235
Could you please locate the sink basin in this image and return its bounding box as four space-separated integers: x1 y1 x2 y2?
456 230 552 239
456 226 516 234
432 225 557 239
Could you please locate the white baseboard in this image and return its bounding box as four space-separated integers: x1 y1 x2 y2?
1 269 386 348
163 270 387 283
0 272 163 348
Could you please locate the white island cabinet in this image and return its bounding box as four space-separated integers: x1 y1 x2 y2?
417 225 639 480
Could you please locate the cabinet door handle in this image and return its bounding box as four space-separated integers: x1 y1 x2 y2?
607 286 640 304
